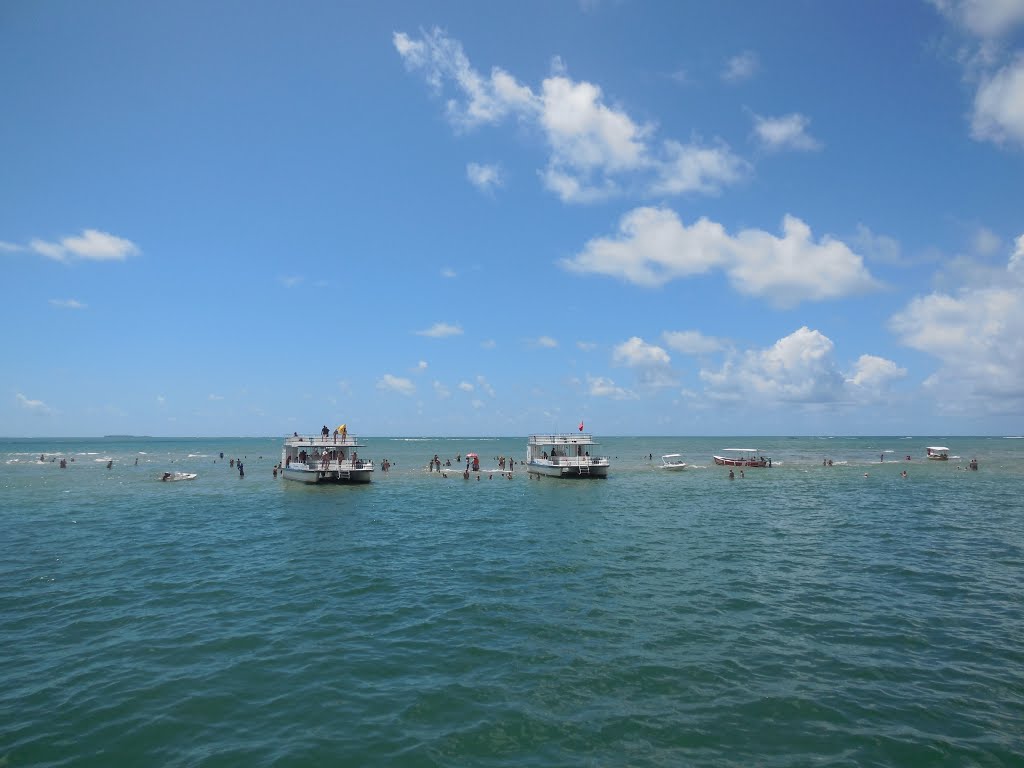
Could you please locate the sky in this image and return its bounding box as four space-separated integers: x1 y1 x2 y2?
2 0 1023 437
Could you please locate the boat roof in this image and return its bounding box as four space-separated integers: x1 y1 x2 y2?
721 448 758 452
927 446 949 451
528 433 597 444
662 454 682 458
284 435 363 447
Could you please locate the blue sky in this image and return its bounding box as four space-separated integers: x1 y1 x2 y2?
3 0 1023 437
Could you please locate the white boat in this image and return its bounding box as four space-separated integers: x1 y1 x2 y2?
713 448 770 467
526 433 609 478
660 454 688 470
281 429 373 484
926 446 949 461
161 472 197 482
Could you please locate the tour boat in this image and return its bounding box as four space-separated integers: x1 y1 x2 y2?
526 433 609 478
659 454 688 470
713 448 770 467
281 428 373 484
926 446 949 461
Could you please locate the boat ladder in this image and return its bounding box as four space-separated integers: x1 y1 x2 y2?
337 469 350 480
577 461 590 475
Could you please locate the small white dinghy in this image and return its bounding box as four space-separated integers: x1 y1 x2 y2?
660 454 688 470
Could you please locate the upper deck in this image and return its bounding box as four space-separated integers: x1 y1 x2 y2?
283 433 364 448
528 433 599 446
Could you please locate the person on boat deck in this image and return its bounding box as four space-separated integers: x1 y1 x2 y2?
322 425 329 440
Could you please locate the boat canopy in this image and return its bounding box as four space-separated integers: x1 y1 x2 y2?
662 453 681 459
927 446 950 451
722 448 758 452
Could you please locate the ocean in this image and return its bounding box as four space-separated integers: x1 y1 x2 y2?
2 435 1022 766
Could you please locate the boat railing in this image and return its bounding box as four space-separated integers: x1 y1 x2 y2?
286 434 360 447
528 433 595 444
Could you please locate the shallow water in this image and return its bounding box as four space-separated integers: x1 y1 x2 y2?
2 436 1022 766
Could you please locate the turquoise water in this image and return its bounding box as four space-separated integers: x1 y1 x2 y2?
2 436 1023 766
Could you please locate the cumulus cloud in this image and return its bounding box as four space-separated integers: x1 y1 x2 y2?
535 336 559 348
722 51 759 82
467 162 504 192
701 327 847 404
751 112 822 152
416 322 463 338
395 28 747 203
414 360 428 372
971 54 1024 146
476 375 496 397
612 337 678 388
586 375 638 400
662 330 725 355
458 381 474 392
889 245 1024 406
9 229 140 262
562 207 879 308
846 354 908 388
377 374 416 396
16 393 54 414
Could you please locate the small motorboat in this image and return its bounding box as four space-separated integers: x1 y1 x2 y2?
161 472 197 482
659 454 688 470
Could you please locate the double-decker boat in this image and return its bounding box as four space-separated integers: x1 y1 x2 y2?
526 433 609 478
281 428 373 484
713 448 770 467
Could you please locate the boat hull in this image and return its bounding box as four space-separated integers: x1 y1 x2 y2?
282 466 373 484
713 456 768 467
526 461 608 478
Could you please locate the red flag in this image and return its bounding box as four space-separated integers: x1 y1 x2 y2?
578 421 584 432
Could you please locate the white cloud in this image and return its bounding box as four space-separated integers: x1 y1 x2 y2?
49 298 86 309
562 207 879 307
700 327 846 404
16 393 54 414
722 51 759 82
377 374 416 396
208 394 224 401
476 375 496 397
846 354 908 388
612 337 678 388
751 112 822 152
415 322 463 338
535 336 559 348
441 267 457 278
586 375 638 400
930 0 1024 37
577 341 598 351
279 275 303 288
613 336 671 367
650 139 749 196
662 330 725 355
414 360 428 372
396 28 747 204
458 381 474 392
971 54 1024 146
480 339 497 349
889 248 1024 405
1010 234 1024 271
973 226 1002 255
433 380 451 398
393 29 536 129
0 241 25 252
28 229 139 262
467 162 504 192
854 224 904 265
